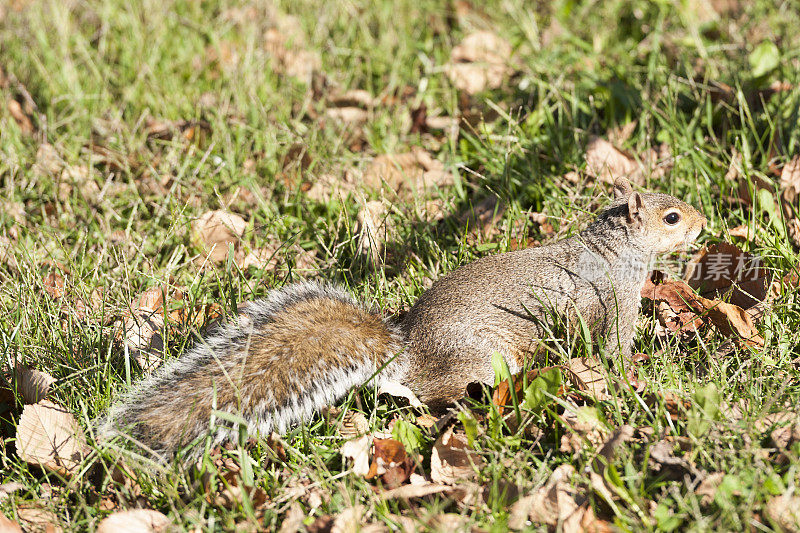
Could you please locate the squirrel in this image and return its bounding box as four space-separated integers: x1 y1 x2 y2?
98 178 706 457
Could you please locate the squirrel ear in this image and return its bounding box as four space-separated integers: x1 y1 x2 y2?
627 191 644 228
614 178 633 200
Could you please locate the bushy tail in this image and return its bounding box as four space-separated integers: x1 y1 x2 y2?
97 282 407 457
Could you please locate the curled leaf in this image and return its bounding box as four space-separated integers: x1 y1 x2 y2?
16 400 87 477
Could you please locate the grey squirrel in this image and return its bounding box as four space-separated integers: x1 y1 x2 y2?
98 178 706 457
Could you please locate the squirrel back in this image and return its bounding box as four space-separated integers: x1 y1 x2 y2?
98 282 405 456
99 178 706 457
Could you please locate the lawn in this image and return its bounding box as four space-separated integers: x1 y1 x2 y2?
1 0 800 530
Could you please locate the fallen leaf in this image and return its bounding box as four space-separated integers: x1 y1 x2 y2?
642 272 764 346
508 464 579 529
96 509 170 533
338 411 370 439
365 437 416 489
117 310 165 373
559 406 609 454
264 24 320 84
780 155 800 204
695 472 725 506
16 400 87 477
0 512 22 533
770 418 800 450
445 31 513 94
210 472 268 510
33 143 64 176
331 506 363 533
564 357 609 401
584 137 644 185
14 365 55 404
42 271 65 299
305 171 358 203
240 247 279 271
684 243 771 309
144 117 209 141
376 381 424 408
362 147 455 197
766 494 800 532
16 507 63 533
7 99 33 134
356 200 390 266
378 482 453 500
325 107 368 125
458 195 505 238
430 426 483 484
192 210 247 263
648 438 703 481
278 503 305 533
329 89 376 108
0 482 24 505
341 435 372 477
1 200 25 227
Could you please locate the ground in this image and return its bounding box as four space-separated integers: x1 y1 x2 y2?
0 0 799 531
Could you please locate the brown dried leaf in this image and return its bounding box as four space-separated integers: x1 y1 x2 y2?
96 509 171 533
584 137 643 185
7 99 33 134
240 247 279 271
278 503 305 533
33 143 64 176
695 472 725 506
0 482 25 503
305 171 358 203
564 357 609 401
378 482 453 500
338 411 370 439
430 426 483 484
642 273 764 345
362 147 454 197
356 200 390 266
118 312 165 372
325 107 368 125
0 512 22 533
14 365 55 404
458 195 505 238
264 24 320 84
684 243 771 309
508 464 578 529
368 438 415 488
770 419 800 450
42 271 65 299
766 494 800 532
445 31 513 94
2 200 25 227
559 406 609 454
376 381 423 408
211 473 268 510
341 435 371 477
329 89 376 109
330 506 364 533
648 438 701 480
16 400 87 477
780 155 800 203
192 210 247 263
16 507 62 533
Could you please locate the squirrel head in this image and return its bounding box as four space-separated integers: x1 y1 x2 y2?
612 178 707 254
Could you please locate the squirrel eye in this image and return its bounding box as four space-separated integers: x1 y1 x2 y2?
663 212 681 225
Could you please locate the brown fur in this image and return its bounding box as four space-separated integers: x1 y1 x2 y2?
100 179 706 457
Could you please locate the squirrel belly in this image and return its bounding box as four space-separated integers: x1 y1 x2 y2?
98 282 407 456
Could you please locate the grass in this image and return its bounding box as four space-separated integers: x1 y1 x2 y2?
1 0 800 530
